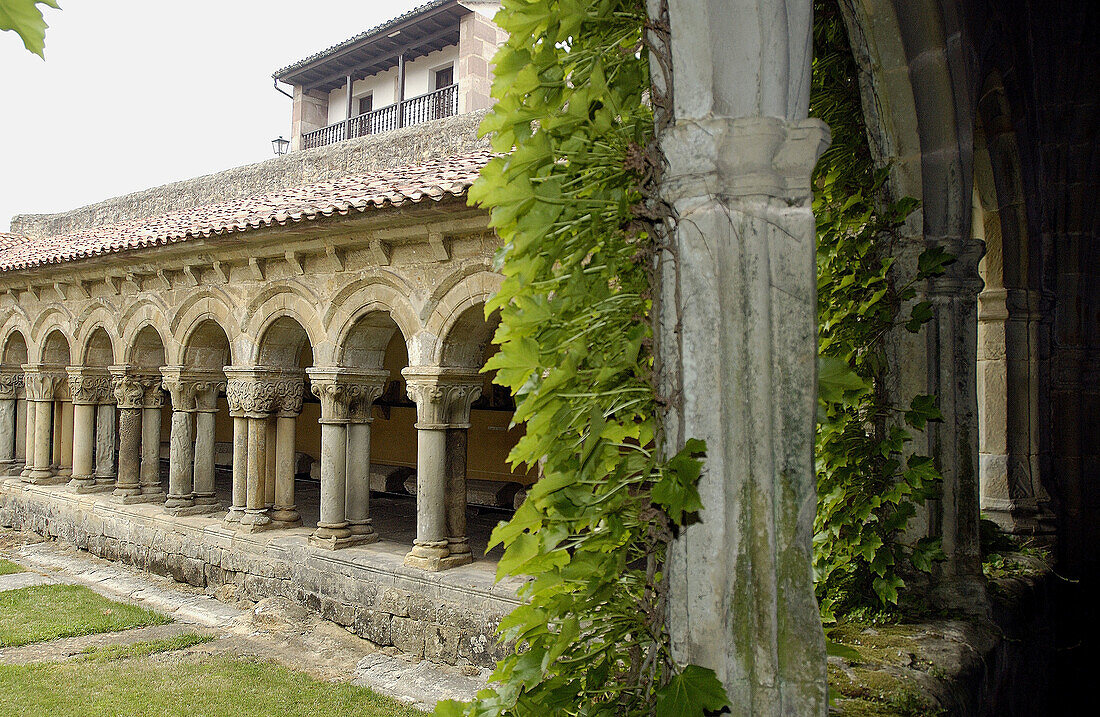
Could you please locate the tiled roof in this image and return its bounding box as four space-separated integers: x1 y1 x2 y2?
272 0 454 80
0 150 492 273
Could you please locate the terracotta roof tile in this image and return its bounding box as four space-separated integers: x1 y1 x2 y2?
0 150 492 273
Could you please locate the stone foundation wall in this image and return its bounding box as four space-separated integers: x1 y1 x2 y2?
0 480 518 669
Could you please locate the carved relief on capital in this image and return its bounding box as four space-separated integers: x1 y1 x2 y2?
305 368 388 423
402 368 483 429
192 379 227 413
111 373 148 410
66 369 113 405
223 367 304 417
140 376 166 409
22 368 64 402
0 370 25 400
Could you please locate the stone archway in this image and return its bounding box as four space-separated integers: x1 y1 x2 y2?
0 331 28 474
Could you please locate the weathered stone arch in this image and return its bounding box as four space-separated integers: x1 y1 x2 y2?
119 308 173 367
29 306 73 347
323 271 419 332
253 314 316 368
1 329 28 366
38 328 72 366
168 288 237 336
421 259 494 323
244 282 324 329
72 299 120 336
0 313 31 362
127 325 168 368
424 271 503 367
80 326 116 368
74 308 122 365
245 295 327 366
181 319 233 370
328 282 422 363
171 293 240 366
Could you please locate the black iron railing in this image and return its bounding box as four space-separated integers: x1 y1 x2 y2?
301 83 459 150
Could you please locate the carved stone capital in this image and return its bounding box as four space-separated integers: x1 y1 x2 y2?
402 367 483 429
305 367 388 423
223 366 302 418
660 116 829 203
160 367 225 412
22 364 65 402
66 367 112 405
109 366 149 410
0 368 25 400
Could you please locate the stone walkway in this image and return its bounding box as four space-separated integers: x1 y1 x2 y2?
0 529 490 711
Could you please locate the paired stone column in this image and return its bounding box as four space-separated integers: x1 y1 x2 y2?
161 367 225 516
66 368 112 492
271 379 305 528
345 373 387 542
306 368 387 549
139 379 165 500
224 368 300 531
94 400 117 489
57 399 74 477
110 366 149 501
0 369 24 474
402 367 481 571
646 0 828 711
21 365 64 484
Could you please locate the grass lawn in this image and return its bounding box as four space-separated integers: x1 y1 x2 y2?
0 558 23 575
0 652 423 716
0 584 170 647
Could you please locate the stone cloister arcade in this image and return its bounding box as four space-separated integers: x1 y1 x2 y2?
0 193 520 573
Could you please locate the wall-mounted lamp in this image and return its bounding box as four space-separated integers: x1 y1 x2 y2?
271 136 290 156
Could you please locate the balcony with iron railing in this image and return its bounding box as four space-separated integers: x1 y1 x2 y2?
302 83 459 150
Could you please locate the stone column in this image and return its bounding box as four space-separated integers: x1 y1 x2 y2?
345 373 387 542
20 398 35 479
14 393 27 471
58 400 74 477
402 367 482 571
306 368 386 549
50 397 62 470
66 368 112 492
94 401 117 488
224 368 278 532
192 380 224 510
271 376 305 528
161 367 200 514
138 379 165 501
22 366 62 484
646 0 828 711
0 369 23 473
110 367 145 501
264 417 277 509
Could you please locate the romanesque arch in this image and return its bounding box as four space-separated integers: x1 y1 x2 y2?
0 330 29 473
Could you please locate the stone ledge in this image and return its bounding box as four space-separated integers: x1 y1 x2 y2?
0 476 521 668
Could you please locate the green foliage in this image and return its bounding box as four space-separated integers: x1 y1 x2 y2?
437 0 724 714
0 584 170 647
810 0 949 620
0 0 59 58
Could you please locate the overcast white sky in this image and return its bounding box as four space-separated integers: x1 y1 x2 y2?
0 0 426 232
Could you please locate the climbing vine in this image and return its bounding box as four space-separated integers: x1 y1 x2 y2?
436 1 954 713
435 1 727 715
810 0 951 621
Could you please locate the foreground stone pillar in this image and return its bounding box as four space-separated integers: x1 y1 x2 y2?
244 416 269 528
94 401 117 489
647 0 828 711
50 397 63 471
14 394 27 473
227 415 248 524
67 368 112 492
20 398 35 479
56 398 74 477
345 373 387 542
110 367 146 500
402 368 482 571
264 417 277 509
22 366 62 484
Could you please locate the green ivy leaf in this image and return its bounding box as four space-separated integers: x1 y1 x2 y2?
905 301 934 332
0 0 58 58
655 665 730 717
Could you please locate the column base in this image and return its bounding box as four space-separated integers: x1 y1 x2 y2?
270 506 302 529
403 550 473 571
239 509 272 532
112 492 162 505
164 494 194 509
164 503 222 517
223 507 245 524
193 493 219 507
349 519 378 540
27 471 66 485
55 468 72 478
94 476 117 489
309 532 374 550
140 485 166 497
68 476 100 492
